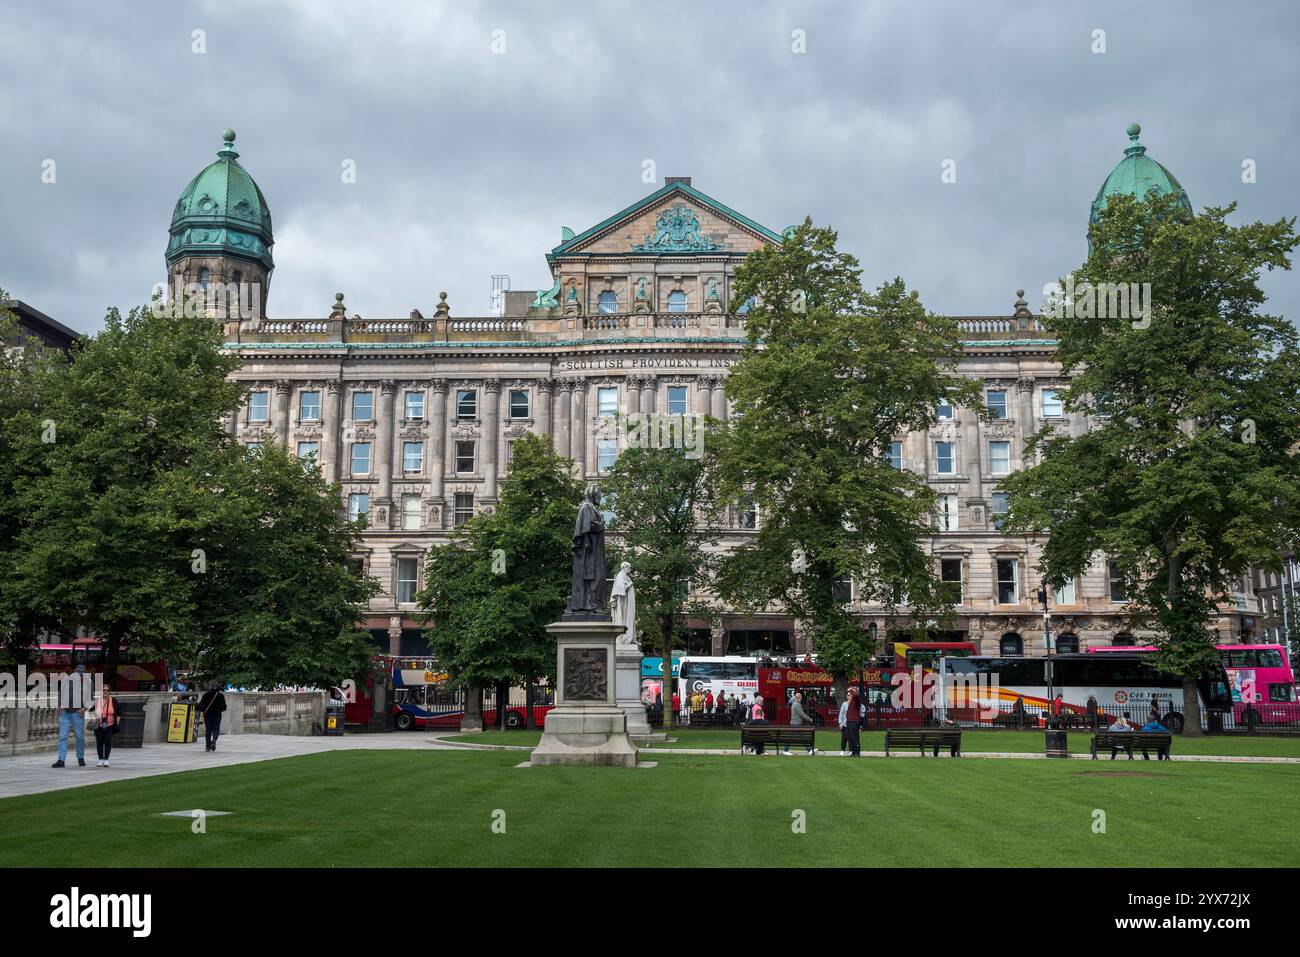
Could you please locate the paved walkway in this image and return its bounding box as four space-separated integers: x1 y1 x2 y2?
5 733 1297 799
0 733 462 800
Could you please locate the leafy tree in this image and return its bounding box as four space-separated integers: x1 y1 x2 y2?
602 432 724 728
2 303 243 681
716 220 981 687
416 433 582 730
1002 193 1300 734
170 442 380 689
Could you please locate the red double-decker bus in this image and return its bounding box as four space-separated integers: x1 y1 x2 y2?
760 641 976 727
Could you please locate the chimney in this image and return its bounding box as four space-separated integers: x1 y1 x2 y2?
665 176 692 187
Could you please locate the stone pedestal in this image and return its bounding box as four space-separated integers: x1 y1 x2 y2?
615 644 652 736
530 618 638 767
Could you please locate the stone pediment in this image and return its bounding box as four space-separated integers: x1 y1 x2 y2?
549 182 782 259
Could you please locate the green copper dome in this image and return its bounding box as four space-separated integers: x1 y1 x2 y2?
1089 122 1192 228
166 130 274 271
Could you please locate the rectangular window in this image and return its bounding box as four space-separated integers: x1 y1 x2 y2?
455 440 475 474
1108 560 1127 602
989 441 1011 476
453 492 474 527
986 389 1007 419
937 493 959 532
1042 389 1063 418
396 557 418 604
402 494 421 530
667 386 688 416
1054 578 1076 605
296 441 319 460
248 391 269 422
996 558 1018 604
352 391 373 422
509 390 529 419
405 391 425 420
245 441 262 453
348 493 369 523
738 500 757 529
597 387 618 417
941 558 963 604
832 576 853 606
991 492 1010 530
887 441 903 470
403 441 424 474
936 441 955 475
597 438 618 472
350 442 371 476
456 389 476 419
299 391 321 421
936 400 954 419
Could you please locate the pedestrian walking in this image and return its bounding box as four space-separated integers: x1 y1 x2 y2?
199 684 228 752
51 664 91 768
786 691 815 755
92 685 123 767
838 688 865 756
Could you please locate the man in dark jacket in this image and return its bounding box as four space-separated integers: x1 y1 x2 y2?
199 684 228 752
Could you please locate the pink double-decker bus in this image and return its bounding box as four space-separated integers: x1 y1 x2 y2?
1089 642 1299 727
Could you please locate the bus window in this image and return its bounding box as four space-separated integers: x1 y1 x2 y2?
1269 683 1296 703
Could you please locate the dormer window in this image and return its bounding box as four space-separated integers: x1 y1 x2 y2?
667 290 687 313
597 291 618 314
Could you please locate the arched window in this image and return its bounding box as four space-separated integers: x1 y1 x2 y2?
597 291 618 314
667 290 687 313
198 267 210 290
999 632 1023 656
1055 633 1079 654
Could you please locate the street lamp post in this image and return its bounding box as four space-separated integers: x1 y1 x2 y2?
1037 578 1054 717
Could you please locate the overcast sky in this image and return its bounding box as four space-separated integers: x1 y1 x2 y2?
3 0 1297 332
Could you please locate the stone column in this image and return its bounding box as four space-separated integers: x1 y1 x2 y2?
536 379 554 440
711 375 728 421
640 375 656 415
693 375 711 415
273 380 292 448
482 379 501 502
625 375 641 415
1016 376 1036 469
429 379 448 504
322 380 343 484
375 380 397 527
556 379 574 458
570 379 587 478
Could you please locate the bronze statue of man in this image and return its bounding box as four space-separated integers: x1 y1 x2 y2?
566 486 608 616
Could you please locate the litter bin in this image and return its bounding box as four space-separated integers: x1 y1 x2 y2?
1044 727 1069 758
325 701 345 736
114 700 147 749
1206 710 1224 734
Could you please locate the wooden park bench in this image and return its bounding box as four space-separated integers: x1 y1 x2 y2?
884 728 962 757
1090 731 1173 761
740 724 816 754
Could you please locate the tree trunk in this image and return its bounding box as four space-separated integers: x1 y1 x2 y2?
103 629 123 689
661 616 675 731
460 685 483 732
496 679 510 730
1181 677 1204 737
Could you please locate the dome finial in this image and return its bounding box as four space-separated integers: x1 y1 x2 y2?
217 128 239 160
1123 121 1145 157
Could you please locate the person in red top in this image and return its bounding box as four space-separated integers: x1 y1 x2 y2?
704 690 714 713
671 691 681 715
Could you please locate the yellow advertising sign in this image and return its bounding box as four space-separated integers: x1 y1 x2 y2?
166 703 195 743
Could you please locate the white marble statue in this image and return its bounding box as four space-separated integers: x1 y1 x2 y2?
610 561 638 646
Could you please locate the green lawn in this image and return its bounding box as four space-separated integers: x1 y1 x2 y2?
1 749 1296 867
444 727 1300 757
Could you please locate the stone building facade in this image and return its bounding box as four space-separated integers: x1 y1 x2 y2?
165 129 1268 657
